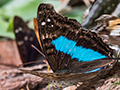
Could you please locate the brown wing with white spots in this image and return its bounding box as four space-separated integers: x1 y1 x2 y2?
36 4 114 73
37 3 82 72
14 16 41 63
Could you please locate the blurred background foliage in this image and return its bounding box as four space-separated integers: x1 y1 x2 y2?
0 0 87 39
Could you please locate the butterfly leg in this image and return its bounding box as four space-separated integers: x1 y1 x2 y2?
43 60 50 72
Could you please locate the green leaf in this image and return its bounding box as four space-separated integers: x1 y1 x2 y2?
0 0 43 20
0 0 10 7
0 0 61 39
0 18 15 39
7 17 14 32
0 0 86 39
0 0 61 20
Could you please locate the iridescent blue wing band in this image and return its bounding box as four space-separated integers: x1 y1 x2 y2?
51 36 106 62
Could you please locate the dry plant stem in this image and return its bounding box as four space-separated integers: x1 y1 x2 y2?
26 81 30 90
83 0 91 7
57 0 70 12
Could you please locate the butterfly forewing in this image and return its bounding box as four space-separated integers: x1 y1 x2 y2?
36 4 114 73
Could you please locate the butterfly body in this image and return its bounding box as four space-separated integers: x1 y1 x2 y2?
20 3 116 88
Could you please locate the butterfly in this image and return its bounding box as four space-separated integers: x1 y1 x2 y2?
20 3 117 88
14 16 43 66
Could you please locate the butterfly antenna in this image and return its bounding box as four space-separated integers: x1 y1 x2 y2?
17 60 44 67
32 45 50 73
31 44 45 57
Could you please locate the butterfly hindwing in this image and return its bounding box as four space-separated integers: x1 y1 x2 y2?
36 4 114 73
20 68 99 82
14 16 40 63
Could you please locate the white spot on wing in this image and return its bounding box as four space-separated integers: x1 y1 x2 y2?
41 22 46 26
24 36 28 41
39 11 41 14
30 37 33 41
51 25 53 27
18 27 22 31
15 29 19 33
47 18 51 22
17 41 24 46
